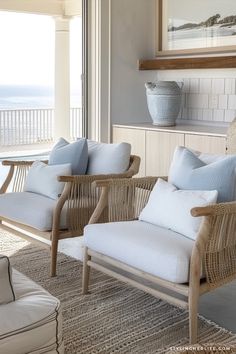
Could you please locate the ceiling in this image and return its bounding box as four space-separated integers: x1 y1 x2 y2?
0 0 82 17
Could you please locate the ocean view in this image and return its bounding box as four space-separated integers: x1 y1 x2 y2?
0 85 82 147
0 85 81 109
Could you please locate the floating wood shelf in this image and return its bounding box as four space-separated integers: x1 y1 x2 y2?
139 56 236 70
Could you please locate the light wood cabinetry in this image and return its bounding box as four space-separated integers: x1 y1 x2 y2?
184 134 226 154
146 131 184 176
113 127 146 176
113 124 227 176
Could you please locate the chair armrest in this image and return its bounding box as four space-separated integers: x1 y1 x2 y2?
0 160 48 194
2 160 48 167
89 176 165 225
191 201 236 288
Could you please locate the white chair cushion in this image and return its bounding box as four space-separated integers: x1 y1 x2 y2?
139 178 218 240
0 192 67 231
84 220 196 283
24 161 71 200
87 140 131 175
0 255 15 305
0 269 63 354
169 146 236 202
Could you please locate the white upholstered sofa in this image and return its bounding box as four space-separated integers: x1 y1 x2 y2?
0 256 63 354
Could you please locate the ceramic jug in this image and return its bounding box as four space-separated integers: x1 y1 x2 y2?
145 81 183 126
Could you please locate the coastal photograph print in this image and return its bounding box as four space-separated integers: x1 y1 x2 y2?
157 0 236 55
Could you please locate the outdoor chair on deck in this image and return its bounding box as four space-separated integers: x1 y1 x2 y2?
0 139 140 276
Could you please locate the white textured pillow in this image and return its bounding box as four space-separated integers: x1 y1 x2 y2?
87 140 131 175
0 255 15 304
24 161 71 200
139 178 218 240
169 146 236 202
49 137 88 175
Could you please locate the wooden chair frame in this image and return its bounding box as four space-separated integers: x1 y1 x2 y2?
82 177 236 344
0 156 140 276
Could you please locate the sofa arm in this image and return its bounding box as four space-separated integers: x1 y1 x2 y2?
0 160 49 194
191 202 236 289
89 177 163 225
1 161 32 194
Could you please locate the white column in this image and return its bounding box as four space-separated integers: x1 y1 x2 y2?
54 17 71 141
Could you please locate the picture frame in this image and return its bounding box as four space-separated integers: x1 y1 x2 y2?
156 0 236 56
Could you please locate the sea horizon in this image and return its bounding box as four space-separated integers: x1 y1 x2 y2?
0 85 81 109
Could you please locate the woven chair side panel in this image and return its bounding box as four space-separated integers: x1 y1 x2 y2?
204 213 236 288
107 179 157 222
66 181 101 233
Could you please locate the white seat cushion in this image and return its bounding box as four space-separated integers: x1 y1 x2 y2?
84 220 195 283
0 269 63 354
0 192 67 231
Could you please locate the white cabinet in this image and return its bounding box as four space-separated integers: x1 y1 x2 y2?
146 131 184 176
113 124 227 176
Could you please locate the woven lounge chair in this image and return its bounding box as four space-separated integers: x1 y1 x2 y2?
82 176 236 344
0 151 140 277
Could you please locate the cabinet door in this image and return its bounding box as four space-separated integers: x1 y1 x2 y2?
185 134 226 154
113 127 146 176
146 131 184 176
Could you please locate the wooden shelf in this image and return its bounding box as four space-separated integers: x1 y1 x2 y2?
138 56 236 70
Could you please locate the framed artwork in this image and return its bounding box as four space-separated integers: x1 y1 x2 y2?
156 0 236 56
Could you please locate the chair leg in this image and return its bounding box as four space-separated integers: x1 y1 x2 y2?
82 247 91 295
50 231 59 277
189 287 199 344
188 268 201 345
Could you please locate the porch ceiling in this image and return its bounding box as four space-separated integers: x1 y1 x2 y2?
0 0 81 17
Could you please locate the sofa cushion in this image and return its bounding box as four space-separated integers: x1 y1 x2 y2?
0 192 67 231
87 140 131 175
0 255 15 305
49 137 88 175
84 220 196 283
24 161 71 200
139 178 217 241
169 146 236 202
0 269 63 354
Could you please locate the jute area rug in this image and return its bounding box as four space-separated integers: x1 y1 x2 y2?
1 230 236 354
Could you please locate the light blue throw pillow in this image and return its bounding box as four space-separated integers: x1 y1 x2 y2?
169 146 236 202
49 137 88 175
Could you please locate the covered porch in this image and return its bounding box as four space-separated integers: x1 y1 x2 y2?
0 0 83 154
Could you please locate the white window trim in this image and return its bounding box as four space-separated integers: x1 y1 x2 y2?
87 0 111 143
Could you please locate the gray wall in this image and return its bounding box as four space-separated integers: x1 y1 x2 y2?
110 0 236 127
110 0 156 125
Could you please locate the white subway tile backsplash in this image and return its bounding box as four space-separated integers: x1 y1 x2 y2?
189 79 199 93
225 110 236 123
183 78 190 93
213 109 225 122
208 95 218 109
199 79 212 94
187 94 208 109
225 79 236 95
202 109 213 121
218 95 228 110
211 79 225 94
228 95 236 110
176 77 236 123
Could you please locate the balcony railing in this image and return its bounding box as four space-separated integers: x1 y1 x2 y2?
0 107 82 147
